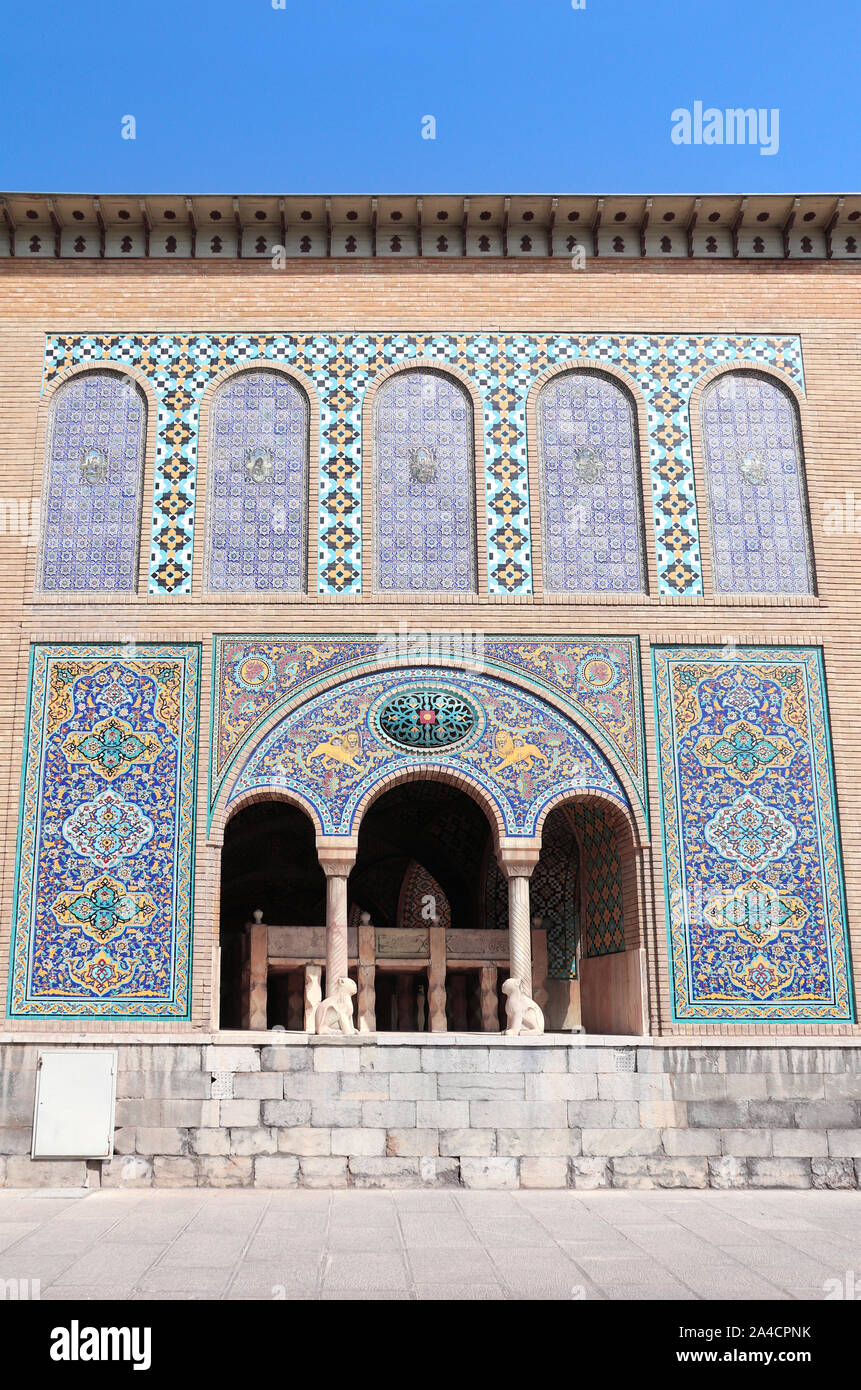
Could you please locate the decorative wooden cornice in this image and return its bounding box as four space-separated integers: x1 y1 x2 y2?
0 192 859 263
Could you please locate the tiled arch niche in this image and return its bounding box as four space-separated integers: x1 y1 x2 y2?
42 332 807 598
699 370 815 596
38 369 148 594
203 368 310 594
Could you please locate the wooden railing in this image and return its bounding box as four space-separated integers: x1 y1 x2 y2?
240 918 549 1033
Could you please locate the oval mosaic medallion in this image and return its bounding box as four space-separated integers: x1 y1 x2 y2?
372 686 482 752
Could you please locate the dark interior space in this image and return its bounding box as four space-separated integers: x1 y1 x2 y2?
218 782 579 1029
349 781 493 930
219 800 325 1028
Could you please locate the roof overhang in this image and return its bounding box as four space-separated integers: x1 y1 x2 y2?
1 193 859 263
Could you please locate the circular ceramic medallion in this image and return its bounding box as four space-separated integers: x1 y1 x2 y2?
234 653 275 691
577 655 621 691
371 686 483 753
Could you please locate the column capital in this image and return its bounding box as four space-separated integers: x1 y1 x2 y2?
497 839 541 879
316 837 358 878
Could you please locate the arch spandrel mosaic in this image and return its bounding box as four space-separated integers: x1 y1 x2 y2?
701 373 814 595
9 644 199 1018
40 370 146 592
538 371 646 593
43 333 805 597
205 369 309 592
653 646 853 1022
226 665 630 838
210 636 647 828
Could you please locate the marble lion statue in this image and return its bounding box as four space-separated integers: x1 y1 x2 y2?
314 976 357 1035
502 977 545 1036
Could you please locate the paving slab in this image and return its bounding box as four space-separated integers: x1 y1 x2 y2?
0 1188 858 1300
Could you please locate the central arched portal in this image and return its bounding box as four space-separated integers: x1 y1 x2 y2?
219 779 646 1035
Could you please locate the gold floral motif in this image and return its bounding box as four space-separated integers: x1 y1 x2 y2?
66 949 137 997
724 953 796 1000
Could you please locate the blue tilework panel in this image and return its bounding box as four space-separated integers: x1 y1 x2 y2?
653 646 853 1022
570 803 626 958
532 809 580 980
209 635 647 830
701 373 814 595
538 372 645 593
43 333 805 596
227 665 628 838
206 370 309 592
41 372 146 592
375 370 476 592
9 644 199 1018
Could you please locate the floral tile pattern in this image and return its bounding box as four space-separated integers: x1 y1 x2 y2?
653 645 853 1021
9 645 199 1018
43 332 804 597
210 635 647 828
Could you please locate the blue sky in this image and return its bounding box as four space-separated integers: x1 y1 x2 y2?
1 0 858 193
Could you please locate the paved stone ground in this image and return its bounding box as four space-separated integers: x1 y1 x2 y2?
0 1188 858 1300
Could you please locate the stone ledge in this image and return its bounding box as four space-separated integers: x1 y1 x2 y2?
1 1148 858 1191
5 1031 861 1049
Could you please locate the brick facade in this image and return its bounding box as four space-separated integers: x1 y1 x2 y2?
0 253 859 1041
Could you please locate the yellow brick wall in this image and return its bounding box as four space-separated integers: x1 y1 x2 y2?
0 256 859 1038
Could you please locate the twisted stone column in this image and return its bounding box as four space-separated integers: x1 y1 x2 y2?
317 842 357 1034
325 872 349 986
508 875 533 990
498 844 545 1036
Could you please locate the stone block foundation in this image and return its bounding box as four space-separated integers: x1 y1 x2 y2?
2 1036 861 1190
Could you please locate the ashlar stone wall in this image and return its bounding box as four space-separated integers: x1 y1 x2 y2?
2 1036 861 1190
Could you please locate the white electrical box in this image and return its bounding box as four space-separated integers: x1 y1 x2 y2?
32 1050 118 1160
